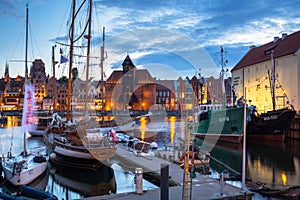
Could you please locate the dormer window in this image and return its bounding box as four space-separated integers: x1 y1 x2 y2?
264 43 278 55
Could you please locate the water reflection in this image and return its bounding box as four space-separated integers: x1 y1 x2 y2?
169 116 176 144
2 115 299 196
48 161 116 198
195 136 300 189
0 118 158 199
2 116 21 127
247 140 300 189
1 169 49 194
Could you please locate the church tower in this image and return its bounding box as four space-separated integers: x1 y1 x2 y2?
4 61 9 79
121 55 136 110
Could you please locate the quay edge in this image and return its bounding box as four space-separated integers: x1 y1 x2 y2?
80 145 253 200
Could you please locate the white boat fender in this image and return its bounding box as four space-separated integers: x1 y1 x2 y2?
50 153 57 161
150 142 158 150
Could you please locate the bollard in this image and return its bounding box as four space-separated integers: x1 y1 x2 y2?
135 168 143 194
219 170 229 196
160 163 169 200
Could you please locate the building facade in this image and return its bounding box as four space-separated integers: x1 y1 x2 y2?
105 55 175 112
231 31 300 113
1 55 221 114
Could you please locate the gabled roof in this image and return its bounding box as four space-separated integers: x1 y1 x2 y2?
122 55 135 68
106 71 123 83
232 30 300 71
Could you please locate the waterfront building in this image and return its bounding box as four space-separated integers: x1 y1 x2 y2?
0 73 24 110
155 79 176 111
44 75 57 110
1 54 221 113
231 31 300 113
30 59 48 109
177 77 197 111
105 55 177 112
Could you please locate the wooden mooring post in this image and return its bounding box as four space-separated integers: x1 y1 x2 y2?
287 118 300 140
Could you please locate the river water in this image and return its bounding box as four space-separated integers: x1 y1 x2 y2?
0 116 157 199
0 115 299 199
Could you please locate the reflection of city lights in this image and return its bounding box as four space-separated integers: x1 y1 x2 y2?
140 117 147 142
6 116 19 128
281 172 287 185
169 116 176 144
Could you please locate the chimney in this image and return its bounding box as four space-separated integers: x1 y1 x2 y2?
282 33 288 40
274 36 279 43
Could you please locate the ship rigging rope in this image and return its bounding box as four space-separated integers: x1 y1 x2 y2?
243 72 270 90
275 78 294 110
69 0 89 43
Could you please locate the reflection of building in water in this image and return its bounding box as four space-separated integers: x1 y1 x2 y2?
246 140 299 188
49 161 116 198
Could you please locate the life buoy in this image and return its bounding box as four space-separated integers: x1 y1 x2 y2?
179 152 194 169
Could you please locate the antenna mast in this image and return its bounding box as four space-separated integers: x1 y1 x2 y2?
220 46 226 107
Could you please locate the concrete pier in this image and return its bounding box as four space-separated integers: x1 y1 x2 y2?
83 144 253 200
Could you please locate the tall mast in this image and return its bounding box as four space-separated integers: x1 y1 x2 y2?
24 3 29 155
67 0 76 122
100 27 105 112
84 0 92 116
220 46 226 108
52 45 57 111
270 50 276 110
25 4 29 82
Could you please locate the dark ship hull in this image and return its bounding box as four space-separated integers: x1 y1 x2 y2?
247 108 296 141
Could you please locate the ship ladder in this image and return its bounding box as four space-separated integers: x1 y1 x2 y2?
182 119 195 200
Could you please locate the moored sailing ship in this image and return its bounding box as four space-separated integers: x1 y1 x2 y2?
194 47 247 144
245 42 296 141
44 0 117 168
246 108 296 141
2 5 49 186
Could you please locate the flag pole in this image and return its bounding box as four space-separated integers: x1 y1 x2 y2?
242 87 247 192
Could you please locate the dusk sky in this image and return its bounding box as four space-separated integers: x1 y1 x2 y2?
1 0 300 80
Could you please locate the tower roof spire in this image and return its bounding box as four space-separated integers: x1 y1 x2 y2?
4 61 9 78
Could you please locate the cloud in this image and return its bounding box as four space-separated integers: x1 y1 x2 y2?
25 0 300 80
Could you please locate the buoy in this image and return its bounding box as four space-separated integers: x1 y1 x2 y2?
179 152 194 169
50 153 57 161
150 142 158 149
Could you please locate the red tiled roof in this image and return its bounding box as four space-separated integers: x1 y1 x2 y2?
106 71 123 83
232 30 300 71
